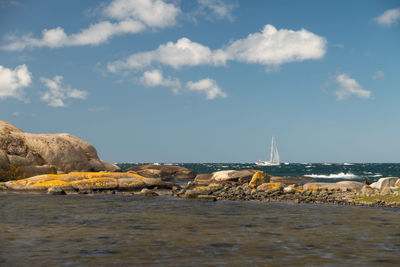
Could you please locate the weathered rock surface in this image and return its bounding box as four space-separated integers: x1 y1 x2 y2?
0 121 120 180
210 169 257 183
127 164 197 179
370 177 399 190
4 172 175 192
270 176 315 185
303 181 365 191
194 173 213 185
249 171 270 188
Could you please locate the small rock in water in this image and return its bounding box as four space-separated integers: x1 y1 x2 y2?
197 195 217 202
47 187 66 195
140 188 159 197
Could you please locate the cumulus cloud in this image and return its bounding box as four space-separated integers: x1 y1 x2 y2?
2 0 180 50
186 78 227 100
40 75 88 107
108 37 227 71
375 8 400 27
334 73 371 100
0 64 32 101
197 0 236 21
108 24 326 72
372 70 384 80
139 69 181 89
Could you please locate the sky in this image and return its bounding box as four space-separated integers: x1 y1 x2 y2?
0 0 399 163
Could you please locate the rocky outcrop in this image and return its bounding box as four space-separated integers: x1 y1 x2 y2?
127 164 197 179
210 169 258 183
270 176 315 185
0 121 120 181
303 181 365 191
4 172 175 193
370 177 399 190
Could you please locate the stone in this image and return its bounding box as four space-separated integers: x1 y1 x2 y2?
270 176 315 185
284 185 295 193
197 195 217 202
370 177 399 190
0 121 121 181
127 164 197 179
184 190 199 199
380 185 392 196
303 181 365 191
47 186 66 195
249 171 270 188
140 188 159 197
257 182 283 193
360 185 374 196
0 149 9 170
395 179 400 187
211 170 257 183
194 173 213 185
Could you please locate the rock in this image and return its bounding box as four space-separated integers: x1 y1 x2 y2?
0 121 121 181
17 165 57 178
0 149 9 170
380 185 392 196
283 185 296 193
194 173 213 185
270 176 315 185
370 177 399 190
197 195 217 202
360 185 374 196
211 170 257 183
303 181 365 191
249 171 270 188
4 172 176 192
47 186 66 195
395 179 400 188
257 182 283 193
184 190 199 199
127 164 197 179
140 188 159 197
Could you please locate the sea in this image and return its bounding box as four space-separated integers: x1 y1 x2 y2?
1 163 399 266
119 162 400 183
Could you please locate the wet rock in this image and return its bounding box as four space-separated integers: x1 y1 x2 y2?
370 177 399 190
127 164 197 179
140 188 159 197
47 186 66 195
249 171 270 188
197 195 217 202
184 190 199 199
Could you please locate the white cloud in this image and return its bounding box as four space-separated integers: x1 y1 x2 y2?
108 24 326 72
186 78 227 100
334 73 371 100
2 0 180 50
375 8 400 27
0 64 32 100
139 69 181 89
40 75 88 107
225 24 326 67
108 37 227 71
197 0 236 21
372 70 384 80
103 0 180 28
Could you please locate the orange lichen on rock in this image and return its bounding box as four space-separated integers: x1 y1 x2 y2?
257 182 283 192
249 171 270 188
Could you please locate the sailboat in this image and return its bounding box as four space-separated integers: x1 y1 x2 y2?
256 136 280 166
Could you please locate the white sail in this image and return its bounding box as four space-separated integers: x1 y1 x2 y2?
256 136 280 166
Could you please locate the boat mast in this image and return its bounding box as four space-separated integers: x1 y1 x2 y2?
270 136 274 163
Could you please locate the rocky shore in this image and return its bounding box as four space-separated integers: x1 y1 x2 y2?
1 121 400 208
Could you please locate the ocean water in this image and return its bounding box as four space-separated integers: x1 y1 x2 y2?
118 163 400 183
1 194 399 266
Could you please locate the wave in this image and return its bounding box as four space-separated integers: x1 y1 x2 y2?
343 163 353 166
304 172 357 179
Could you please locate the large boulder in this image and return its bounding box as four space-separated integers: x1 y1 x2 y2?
210 169 258 184
370 177 399 190
127 164 197 179
194 173 213 185
0 121 120 181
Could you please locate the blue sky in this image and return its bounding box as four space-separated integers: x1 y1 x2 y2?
0 0 399 163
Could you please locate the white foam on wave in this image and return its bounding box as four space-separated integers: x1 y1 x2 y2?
372 174 382 177
343 163 353 166
304 172 358 179
323 163 332 165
